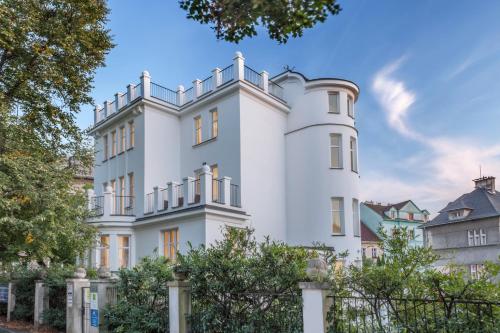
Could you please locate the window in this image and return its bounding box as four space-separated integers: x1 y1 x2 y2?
119 176 125 214
328 92 340 114
211 164 219 201
103 135 108 160
128 173 134 198
409 229 415 240
352 199 360 237
331 197 344 234
163 229 179 261
408 213 414 221
211 109 218 138
128 120 135 149
371 247 377 258
470 264 484 279
194 116 202 144
480 229 487 245
467 230 474 246
111 130 117 156
347 96 354 118
118 236 130 268
474 229 480 246
119 126 126 153
350 137 358 172
99 235 110 268
390 211 396 219
362 248 366 257
330 134 343 168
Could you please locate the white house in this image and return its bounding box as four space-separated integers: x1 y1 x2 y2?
85 52 362 271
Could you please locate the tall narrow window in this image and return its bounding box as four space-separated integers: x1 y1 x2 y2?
111 130 117 156
328 92 340 114
408 213 414 221
347 96 354 118
330 134 342 168
480 229 487 245
371 247 377 258
211 109 218 138
473 229 480 246
119 126 126 153
118 236 130 268
194 116 202 144
128 173 134 198
352 199 360 237
467 230 474 246
128 120 135 149
350 137 358 172
119 176 125 214
331 197 344 234
163 229 179 261
103 135 108 160
110 179 116 213
99 235 110 268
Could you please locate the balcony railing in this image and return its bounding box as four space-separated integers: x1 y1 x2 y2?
183 87 194 104
269 80 284 100
200 76 214 96
220 65 234 85
244 65 262 88
131 83 142 101
151 82 177 106
118 92 128 109
230 184 241 208
212 178 223 204
160 187 169 211
188 179 201 204
173 183 184 208
112 196 134 216
90 196 104 216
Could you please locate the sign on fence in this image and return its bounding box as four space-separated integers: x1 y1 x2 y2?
0 285 7 303
66 283 73 306
90 285 99 327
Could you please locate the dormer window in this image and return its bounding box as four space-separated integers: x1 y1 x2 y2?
390 211 395 219
448 209 471 220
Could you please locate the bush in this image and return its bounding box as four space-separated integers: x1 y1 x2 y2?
104 255 174 333
10 267 41 321
42 265 74 331
178 227 311 333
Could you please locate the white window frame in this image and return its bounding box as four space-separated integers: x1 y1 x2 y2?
111 130 117 157
119 126 126 153
480 229 486 245
103 135 108 160
371 247 377 258
128 120 135 149
328 92 340 114
347 95 354 118
118 235 131 268
330 133 343 169
350 136 358 172
98 235 110 269
163 228 179 261
352 198 360 237
194 116 202 145
467 230 474 246
473 229 480 246
331 197 345 235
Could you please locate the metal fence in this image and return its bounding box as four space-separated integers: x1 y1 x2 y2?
220 64 234 85
151 82 178 105
212 179 223 204
145 192 154 214
269 80 284 100
90 196 104 217
160 187 169 211
200 76 214 95
328 295 500 333
230 184 241 207
112 196 134 216
244 65 263 88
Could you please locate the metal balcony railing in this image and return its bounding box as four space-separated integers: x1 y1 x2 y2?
160 187 169 211
112 196 134 216
244 65 262 88
212 179 223 204
230 184 241 208
200 76 214 96
90 196 104 216
151 82 178 106
220 65 234 85
269 80 284 100
145 192 154 214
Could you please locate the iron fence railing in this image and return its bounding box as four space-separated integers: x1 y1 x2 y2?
97 107 106 122
244 65 262 88
183 87 194 104
112 196 134 216
151 82 178 105
131 83 142 100
106 286 119 306
145 192 154 214
212 179 223 204
269 80 284 100
230 184 241 207
160 187 169 211
200 76 214 95
220 64 234 85
90 196 104 217
328 295 500 333
118 92 128 109
108 100 117 114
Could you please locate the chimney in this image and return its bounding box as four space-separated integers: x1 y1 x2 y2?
473 176 496 193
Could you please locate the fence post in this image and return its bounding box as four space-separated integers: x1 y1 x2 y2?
177 85 185 106
103 185 113 217
199 164 213 205
6 281 15 322
168 271 191 333
193 79 201 100
233 51 245 81
221 176 231 206
141 70 151 99
66 268 90 333
260 70 269 92
153 186 159 214
89 267 118 333
34 280 49 329
212 67 221 88
183 177 193 207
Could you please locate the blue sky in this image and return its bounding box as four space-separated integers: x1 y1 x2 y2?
79 0 500 215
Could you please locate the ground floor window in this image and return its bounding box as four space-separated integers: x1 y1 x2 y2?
118 235 130 268
163 229 179 261
99 235 110 268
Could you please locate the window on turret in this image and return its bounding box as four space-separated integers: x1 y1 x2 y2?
350 137 358 172
348 96 354 118
331 197 345 234
330 134 343 168
328 92 340 114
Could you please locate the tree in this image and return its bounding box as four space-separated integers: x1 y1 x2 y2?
0 0 113 265
179 0 342 44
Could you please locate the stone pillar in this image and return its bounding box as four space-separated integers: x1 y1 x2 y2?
94 105 99 124
66 268 90 333
89 268 118 333
233 51 245 81
141 70 151 99
177 85 185 106
169 181 181 208
34 280 49 329
221 176 232 206
103 185 113 217
212 67 221 87
261 70 269 92
153 186 159 214
126 84 133 104
199 164 213 205
183 177 193 207
168 272 191 333
6 281 15 322
193 79 201 100
167 182 174 211
103 100 111 117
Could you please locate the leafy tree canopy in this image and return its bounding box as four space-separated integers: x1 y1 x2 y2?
179 0 342 43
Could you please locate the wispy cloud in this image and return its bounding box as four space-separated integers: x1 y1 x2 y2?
363 60 500 214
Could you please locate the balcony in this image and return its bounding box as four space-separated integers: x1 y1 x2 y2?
92 52 286 126
88 194 135 217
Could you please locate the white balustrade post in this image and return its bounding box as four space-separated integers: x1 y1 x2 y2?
94 105 99 124
103 100 111 117
168 276 191 333
183 177 193 207
114 93 120 111
127 84 133 103
200 164 213 205
167 182 174 211
233 51 245 81
299 282 331 333
153 186 159 214
141 70 151 99
177 85 185 106
260 70 269 92
34 280 49 329
221 176 232 206
212 68 222 87
103 185 113 217
193 79 201 100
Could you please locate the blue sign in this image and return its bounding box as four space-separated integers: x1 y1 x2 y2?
0 286 8 303
90 309 99 327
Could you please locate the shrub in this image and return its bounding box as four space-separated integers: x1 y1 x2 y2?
42 265 74 331
10 267 41 321
178 227 311 333
104 255 174 333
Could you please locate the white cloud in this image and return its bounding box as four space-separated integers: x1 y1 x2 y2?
364 60 500 214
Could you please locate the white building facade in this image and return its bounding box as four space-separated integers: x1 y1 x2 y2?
86 52 362 271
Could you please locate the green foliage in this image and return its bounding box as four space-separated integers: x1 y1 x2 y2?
178 227 310 332
179 0 342 43
104 255 174 333
10 266 41 321
42 265 74 331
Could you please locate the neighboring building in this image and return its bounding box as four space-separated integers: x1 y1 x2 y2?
68 156 94 191
360 222 382 260
422 176 500 278
85 52 362 271
361 200 429 250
